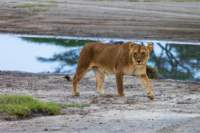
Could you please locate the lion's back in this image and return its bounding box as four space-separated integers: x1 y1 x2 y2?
77 43 119 71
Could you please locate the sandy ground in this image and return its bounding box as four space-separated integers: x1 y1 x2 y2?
0 0 200 41
1 0 200 132
0 71 200 133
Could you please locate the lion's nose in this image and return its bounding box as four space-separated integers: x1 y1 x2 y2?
137 60 141 63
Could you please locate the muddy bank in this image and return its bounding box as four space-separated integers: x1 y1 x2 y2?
0 71 200 132
0 0 200 41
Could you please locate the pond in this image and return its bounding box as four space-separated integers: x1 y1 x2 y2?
0 34 200 81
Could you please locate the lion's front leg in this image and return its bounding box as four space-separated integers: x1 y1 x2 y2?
139 74 154 100
96 69 105 95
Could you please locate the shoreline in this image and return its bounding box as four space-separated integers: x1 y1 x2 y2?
0 70 200 132
0 0 200 42
1 70 200 84
1 33 200 45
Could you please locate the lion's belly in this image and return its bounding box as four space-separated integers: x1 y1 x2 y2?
89 63 115 74
99 66 116 75
90 63 146 76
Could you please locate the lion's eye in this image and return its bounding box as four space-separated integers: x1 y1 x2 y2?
134 53 137 57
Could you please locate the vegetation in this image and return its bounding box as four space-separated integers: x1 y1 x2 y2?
150 43 200 80
0 95 61 119
15 0 56 12
146 66 158 79
21 37 95 47
0 95 89 120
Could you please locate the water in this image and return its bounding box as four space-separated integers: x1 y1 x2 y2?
0 34 199 81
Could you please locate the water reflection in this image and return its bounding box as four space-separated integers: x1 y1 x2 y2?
21 37 92 73
37 48 81 73
0 35 67 73
0 34 199 81
21 36 200 80
150 43 200 80
21 37 92 47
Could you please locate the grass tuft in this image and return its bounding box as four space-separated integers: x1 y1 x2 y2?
15 0 57 12
0 95 61 119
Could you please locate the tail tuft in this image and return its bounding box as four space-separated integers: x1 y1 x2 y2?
64 75 72 81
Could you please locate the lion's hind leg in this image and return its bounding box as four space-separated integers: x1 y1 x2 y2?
72 65 89 96
96 69 105 95
72 46 93 96
116 73 125 96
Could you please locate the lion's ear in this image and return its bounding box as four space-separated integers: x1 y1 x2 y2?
147 42 153 52
125 41 136 48
127 41 136 49
126 41 132 45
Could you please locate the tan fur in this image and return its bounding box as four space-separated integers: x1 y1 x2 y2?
72 42 154 100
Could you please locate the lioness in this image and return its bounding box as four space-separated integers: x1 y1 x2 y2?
72 42 154 100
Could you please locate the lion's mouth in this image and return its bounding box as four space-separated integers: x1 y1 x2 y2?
136 63 145 65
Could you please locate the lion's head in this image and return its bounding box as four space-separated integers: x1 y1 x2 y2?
128 42 153 65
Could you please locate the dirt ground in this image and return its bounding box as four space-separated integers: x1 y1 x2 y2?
0 71 200 133
0 0 200 41
1 0 200 132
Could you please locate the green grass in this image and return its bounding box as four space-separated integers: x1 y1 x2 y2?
0 95 90 120
0 95 61 119
16 3 48 8
15 0 57 12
